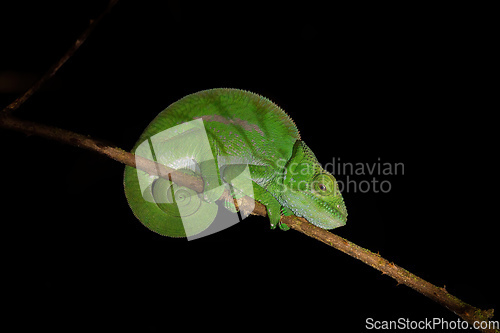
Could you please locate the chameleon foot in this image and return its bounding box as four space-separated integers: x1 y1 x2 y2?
278 221 290 231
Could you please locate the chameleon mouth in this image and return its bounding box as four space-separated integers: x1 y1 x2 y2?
283 190 347 230
304 192 347 230
309 212 347 230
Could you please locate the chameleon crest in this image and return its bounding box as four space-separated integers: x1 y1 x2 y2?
124 88 347 238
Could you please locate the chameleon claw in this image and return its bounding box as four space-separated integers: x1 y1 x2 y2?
278 221 290 231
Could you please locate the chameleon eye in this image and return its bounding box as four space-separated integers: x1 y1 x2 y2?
313 173 336 196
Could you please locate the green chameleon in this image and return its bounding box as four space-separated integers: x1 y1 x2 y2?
124 88 347 238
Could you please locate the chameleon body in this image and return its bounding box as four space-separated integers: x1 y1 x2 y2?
124 88 347 238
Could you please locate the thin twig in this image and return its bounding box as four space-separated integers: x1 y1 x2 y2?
0 0 119 116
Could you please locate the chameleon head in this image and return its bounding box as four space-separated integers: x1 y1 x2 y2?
277 141 347 229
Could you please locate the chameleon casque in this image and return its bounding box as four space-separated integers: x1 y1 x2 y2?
124 88 347 238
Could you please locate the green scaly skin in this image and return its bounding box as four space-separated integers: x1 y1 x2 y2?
124 88 347 237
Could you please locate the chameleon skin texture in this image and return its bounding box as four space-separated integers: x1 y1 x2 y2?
124 88 347 237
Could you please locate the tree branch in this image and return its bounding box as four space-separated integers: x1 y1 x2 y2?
0 1 497 331
1 116 497 333
0 116 203 193
0 0 119 117
280 214 497 332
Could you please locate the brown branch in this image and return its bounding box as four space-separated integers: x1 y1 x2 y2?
279 214 498 333
0 0 201 193
0 116 203 193
0 1 497 331
1 116 497 332
1 0 119 116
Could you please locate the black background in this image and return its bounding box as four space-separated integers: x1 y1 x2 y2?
0 1 497 332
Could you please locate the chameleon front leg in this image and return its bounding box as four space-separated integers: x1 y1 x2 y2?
221 164 289 230
251 183 289 230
